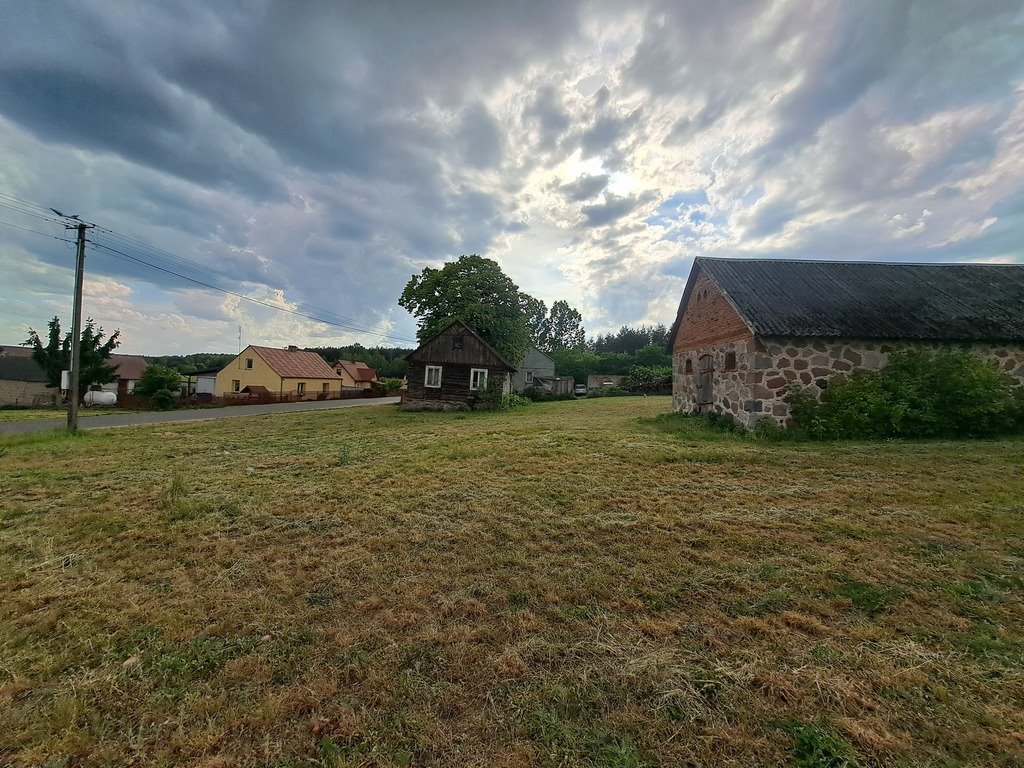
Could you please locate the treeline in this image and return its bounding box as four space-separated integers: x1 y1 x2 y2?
589 324 670 354
149 353 236 374
305 345 411 377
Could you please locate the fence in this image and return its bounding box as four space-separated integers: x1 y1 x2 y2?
117 387 393 410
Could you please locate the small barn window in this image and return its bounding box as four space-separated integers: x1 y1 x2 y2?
526 371 534 384
685 359 693 374
724 352 737 371
245 358 253 369
452 336 464 350
425 365 442 388
470 368 488 391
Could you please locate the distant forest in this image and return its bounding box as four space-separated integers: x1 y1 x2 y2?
149 324 672 382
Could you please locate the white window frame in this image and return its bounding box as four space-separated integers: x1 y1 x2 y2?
296 382 306 395
425 365 442 388
525 371 534 385
470 368 489 391
232 379 240 393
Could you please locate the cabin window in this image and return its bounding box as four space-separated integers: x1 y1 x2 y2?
232 379 240 393
525 371 534 385
245 358 253 369
470 368 488 391
425 365 442 388
684 359 693 374
724 352 737 371
296 382 306 395
452 336 464 350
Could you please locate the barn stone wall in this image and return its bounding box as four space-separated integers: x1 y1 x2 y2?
674 337 1024 429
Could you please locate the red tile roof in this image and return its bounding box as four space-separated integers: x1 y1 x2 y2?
251 346 339 379
110 354 148 381
334 359 379 383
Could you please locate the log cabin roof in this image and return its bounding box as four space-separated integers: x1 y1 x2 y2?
406 320 518 371
668 257 1024 348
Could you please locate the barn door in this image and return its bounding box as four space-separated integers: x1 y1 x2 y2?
697 355 714 409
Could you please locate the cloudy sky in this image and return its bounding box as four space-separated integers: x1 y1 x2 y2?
1 1 1022 354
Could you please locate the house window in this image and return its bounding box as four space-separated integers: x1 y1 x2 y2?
322 383 329 394
296 382 306 395
525 371 534 385
232 379 240 393
452 336 464 350
245 358 253 369
470 368 488 391
724 352 737 371
425 365 442 388
685 359 693 374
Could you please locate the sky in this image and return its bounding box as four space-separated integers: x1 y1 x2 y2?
0 0 1022 355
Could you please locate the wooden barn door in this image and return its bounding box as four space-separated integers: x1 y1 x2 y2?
697 355 714 410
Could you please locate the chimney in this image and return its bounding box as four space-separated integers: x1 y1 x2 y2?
287 345 299 352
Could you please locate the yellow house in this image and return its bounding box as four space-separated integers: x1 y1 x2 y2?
215 345 342 399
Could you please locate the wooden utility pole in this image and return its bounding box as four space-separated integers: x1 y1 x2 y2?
67 221 88 431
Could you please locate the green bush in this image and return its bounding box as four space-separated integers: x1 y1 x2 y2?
786 348 1023 439
586 385 629 398
135 364 182 397
380 377 404 394
150 388 177 410
621 365 672 393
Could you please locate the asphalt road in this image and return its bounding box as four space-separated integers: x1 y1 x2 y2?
0 397 402 435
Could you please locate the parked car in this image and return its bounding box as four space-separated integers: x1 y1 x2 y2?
573 384 587 396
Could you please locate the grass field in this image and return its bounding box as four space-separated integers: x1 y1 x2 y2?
0 407 121 423
1 397 1022 767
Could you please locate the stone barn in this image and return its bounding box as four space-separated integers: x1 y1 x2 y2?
668 258 1024 427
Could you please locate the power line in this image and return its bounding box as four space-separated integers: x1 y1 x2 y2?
90 240 414 343
1 190 418 345
0 217 76 244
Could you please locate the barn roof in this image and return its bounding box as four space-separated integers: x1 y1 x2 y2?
110 354 148 381
0 348 48 382
669 258 1024 346
250 346 340 379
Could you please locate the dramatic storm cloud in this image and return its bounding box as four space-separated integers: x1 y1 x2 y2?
1 0 1022 353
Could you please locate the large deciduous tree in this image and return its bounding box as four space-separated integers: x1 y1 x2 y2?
399 254 532 363
540 300 585 351
24 316 120 401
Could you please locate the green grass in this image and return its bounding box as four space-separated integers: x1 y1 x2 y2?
1 397 1023 766
0 406 119 422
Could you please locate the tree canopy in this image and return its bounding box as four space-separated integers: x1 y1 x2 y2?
134 364 182 397
24 316 120 398
399 254 533 364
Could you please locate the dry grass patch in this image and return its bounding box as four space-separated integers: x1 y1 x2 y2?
1 398 1023 766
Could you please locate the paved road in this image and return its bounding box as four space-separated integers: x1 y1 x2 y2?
0 397 401 436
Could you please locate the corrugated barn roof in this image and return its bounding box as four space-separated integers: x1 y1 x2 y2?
698 258 1024 342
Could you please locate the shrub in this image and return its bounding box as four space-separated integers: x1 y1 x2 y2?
786 348 1023 439
381 377 404 393
621 365 672 393
150 388 176 410
135 364 183 397
586 385 629 398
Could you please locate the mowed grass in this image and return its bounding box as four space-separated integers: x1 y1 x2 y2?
1 397 1023 767
0 407 119 423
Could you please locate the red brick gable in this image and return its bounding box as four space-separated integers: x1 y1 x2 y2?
674 268 753 353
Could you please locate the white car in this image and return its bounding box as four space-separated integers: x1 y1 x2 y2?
573 384 587 396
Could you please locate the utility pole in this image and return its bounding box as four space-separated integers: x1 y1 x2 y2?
67 221 88 431
52 210 94 431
